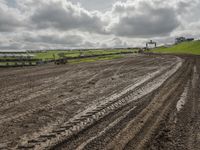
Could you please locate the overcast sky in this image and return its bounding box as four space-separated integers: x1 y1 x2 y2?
0 0 200 50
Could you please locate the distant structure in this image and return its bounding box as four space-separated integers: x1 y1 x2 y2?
175 37 194 44
187 38 194 42
175 37 186 44
54 53 68 65
146 40 157 49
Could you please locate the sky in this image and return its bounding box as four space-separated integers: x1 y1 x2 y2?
0 0 200 50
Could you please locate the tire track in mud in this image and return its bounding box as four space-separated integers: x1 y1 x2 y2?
0 56 167 125
0 62 104 103
123 61 192 150
79 57 190 150
0 64 123 125
0 67 113 124
191 61 200 150
0 68 88 110
0 55 162 108
123 57 200 150
15 57 183 149
170 59 200 150
1 60 130 148
0 55 181 149
0 69 69 101
0 58 127 107
75 106 137 150
0 55 159 98
186 64 199 150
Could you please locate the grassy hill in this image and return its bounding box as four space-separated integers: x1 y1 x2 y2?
152 40 200 55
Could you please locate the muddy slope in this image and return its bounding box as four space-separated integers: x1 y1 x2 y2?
0 54 199 150
53 56 200 150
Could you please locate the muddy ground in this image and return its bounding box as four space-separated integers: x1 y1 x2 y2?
0 54 199 150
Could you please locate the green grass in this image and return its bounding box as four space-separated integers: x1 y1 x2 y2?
152 40 200 55
0 62 14 66
0 55 124 66
69 55 124 64
0 49 137 66
33 49 136 61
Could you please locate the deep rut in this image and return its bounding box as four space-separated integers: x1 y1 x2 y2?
53 57 199 150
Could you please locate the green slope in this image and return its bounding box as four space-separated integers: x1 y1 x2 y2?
152 40 200 55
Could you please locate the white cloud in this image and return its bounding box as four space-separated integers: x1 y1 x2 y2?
0 1 23 32
0 0 200 50
108 0 180 37
29 0 108 34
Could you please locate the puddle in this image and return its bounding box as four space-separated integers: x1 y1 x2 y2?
176 82 189 112
192 66 198 88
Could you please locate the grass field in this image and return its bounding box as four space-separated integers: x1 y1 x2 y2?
69 55 124 64
152 40 200 55
0 49 136 66
33 49 136 61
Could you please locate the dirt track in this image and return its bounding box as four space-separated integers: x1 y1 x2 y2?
0 54 199 150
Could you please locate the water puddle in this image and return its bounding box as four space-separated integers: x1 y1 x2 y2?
176 82 189 112
192 65 198 88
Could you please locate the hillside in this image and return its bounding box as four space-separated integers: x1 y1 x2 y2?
152 40 200 55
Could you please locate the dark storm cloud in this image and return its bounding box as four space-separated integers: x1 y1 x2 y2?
0 6 22 32
24 34 83 45
0 0 200 50
0 41 22 50
110 2 180 37
30 1 107 34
